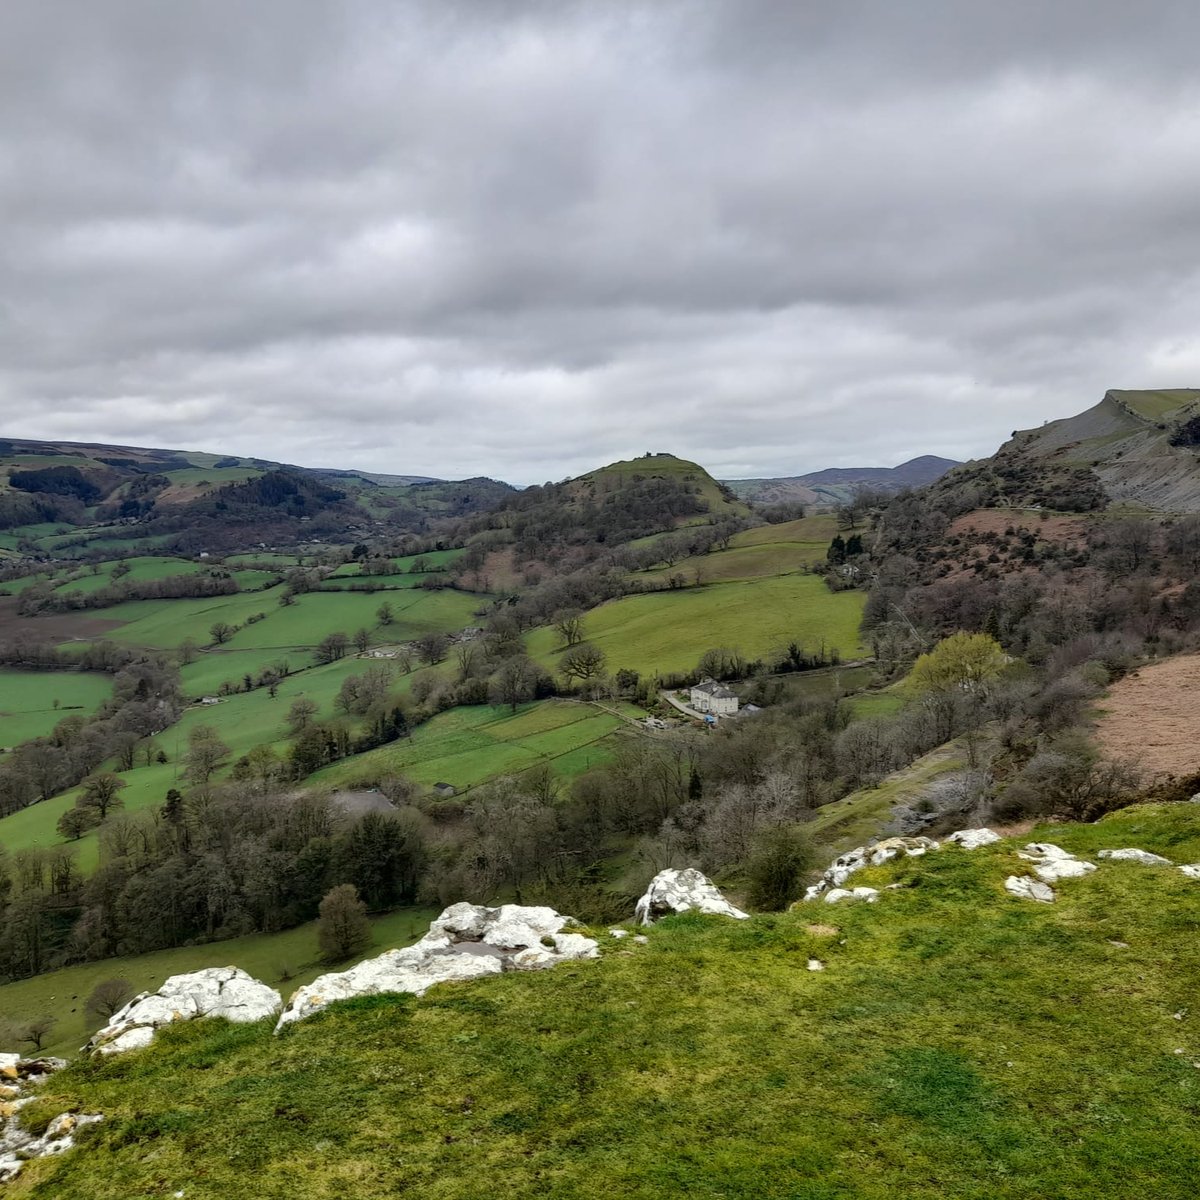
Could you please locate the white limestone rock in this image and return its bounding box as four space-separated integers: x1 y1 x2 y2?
608 929 629 939
634 868 749 924
1004 875 1056 903
1180 864 1200 880
1097 848 1173 866
276 902 599 1031
807 958 825 971
946 828 1001 849
803 837 939 900
1032 858 1097 883
1018 842 1096 884
0 1110 103 1181
824 887 880 904
88 967 281 1056
1019 842 1074 861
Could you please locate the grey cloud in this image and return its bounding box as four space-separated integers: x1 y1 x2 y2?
3 1 1200 483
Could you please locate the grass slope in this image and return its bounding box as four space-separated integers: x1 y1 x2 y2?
0 671 113 746
308 699 638 793
530 575 865 677
12 803 1200 1199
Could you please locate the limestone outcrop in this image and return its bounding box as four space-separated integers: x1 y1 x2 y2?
803 836 940 902
276 903 599 1031
824 887 879 904
0 1056 100 1183
633 869 749 924
1017 843 1097 884
1004 875 1056 903
87 967 282 1056
1097 848 1173 866
946 828 1002 849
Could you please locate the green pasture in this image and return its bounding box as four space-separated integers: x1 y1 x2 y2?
54 557 206 595
222 589 480 650
731 514 839 548
0 905 439 1060
530 575 866 678
0 670 113 747
309 700 637 794
162 466 264 487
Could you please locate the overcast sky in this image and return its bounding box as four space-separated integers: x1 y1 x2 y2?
4 1 1200 483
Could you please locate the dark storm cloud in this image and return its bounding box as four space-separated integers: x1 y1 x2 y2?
3 0 1200 481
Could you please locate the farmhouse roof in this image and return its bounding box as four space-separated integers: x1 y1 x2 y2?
693 678 736 699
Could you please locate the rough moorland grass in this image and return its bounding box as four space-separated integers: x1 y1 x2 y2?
14 803 1200 1199
0 670 113 746
0 907 439 1060
529 575 866 678
308 700 637 793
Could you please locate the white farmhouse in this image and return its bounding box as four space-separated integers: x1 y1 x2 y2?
689 679 739 717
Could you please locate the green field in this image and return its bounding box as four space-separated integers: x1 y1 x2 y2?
0 670 113 746
95 586 480 651
309 699 638 794
14 801 1200 1198
0 905 438 1060
638 515 840 585
53 557 207 595
530 574 866 678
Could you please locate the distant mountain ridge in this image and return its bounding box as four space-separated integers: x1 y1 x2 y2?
724 455 961 506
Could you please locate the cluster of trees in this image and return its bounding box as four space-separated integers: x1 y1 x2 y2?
0 645 183 818
0 789 426 979
16 568 243 616
9 464 107 504
468 474 712 567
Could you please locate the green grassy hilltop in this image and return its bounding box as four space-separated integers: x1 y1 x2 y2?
9 802 1200 1199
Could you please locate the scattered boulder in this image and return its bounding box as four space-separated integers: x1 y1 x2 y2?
0 1056 99 1184
824 887 880 904
87 967 282 1056
807 959 825 971
1097 848 1173 866
1005 875 1056 903
803 837 938 901
634 869 749 924
946 828 1001 849
276 903 599 1031
1180 864 1200 880
1018 843 1097 884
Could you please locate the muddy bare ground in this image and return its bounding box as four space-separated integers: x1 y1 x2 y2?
1096 654 1200 777
0 596 123 642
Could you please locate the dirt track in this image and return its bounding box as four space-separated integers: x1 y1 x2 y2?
1096 654 1200 776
